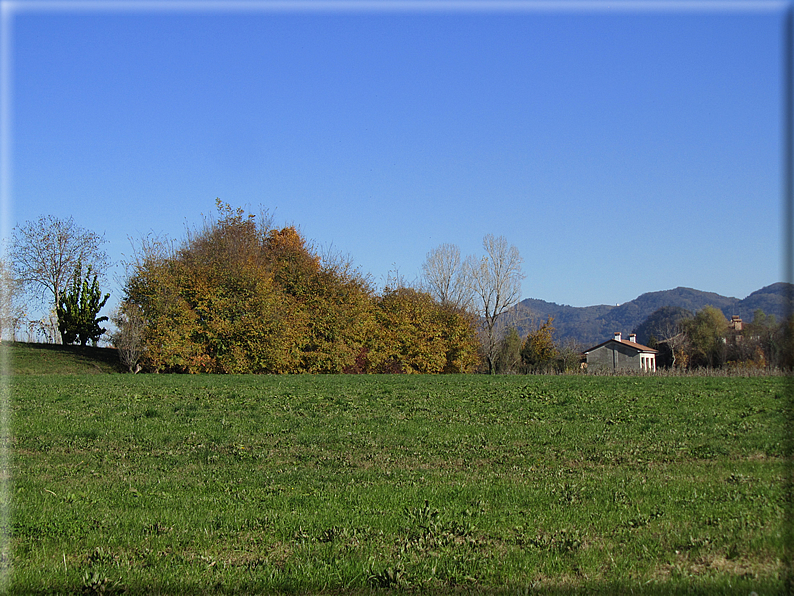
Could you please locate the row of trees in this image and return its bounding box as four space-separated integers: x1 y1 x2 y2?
9 206 790 374
642 305 792 370
477 302 794 375
420 238 524 373
4 205 527 374
487 316 583 374
117 202 483 373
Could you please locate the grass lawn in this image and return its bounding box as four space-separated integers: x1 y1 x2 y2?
6 342 124 375
7 373 787 594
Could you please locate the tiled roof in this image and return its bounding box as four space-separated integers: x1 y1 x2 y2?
583 338 658 354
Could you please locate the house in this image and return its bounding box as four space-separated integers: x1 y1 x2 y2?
583 332 657 372
728 316 743 343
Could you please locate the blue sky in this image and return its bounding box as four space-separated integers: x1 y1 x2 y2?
3 1 788 312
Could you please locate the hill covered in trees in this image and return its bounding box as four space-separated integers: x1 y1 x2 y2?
512 284 792 347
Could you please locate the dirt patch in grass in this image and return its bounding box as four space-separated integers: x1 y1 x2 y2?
654 552 780 581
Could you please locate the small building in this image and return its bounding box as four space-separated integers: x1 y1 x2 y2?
727 315 744 345
583 332 657 372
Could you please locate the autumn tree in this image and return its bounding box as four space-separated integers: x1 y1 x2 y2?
365 287 479 374
521 316 558 372
123 232 203 372
370 288 444 373
124 205 304 373
291 234 378 374
744 309 784 368
682 306 728 368
123 202 478 374
465 234 524 374
433 303 481 373
12 215 108 318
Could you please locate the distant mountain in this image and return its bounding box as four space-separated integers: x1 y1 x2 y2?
739 283 794 319
510 283 793 348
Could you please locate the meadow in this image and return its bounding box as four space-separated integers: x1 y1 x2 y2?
8 369 787 594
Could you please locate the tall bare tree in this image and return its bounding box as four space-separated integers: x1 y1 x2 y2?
658 321 690 369
465 234 524 374
111 303 146 373
420 243 472 310
12 215 108 317
0 256 26 341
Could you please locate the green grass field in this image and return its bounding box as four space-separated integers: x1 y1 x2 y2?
7 342 124 375
4 345 788 594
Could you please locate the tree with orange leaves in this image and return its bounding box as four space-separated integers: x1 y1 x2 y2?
122 202 479 374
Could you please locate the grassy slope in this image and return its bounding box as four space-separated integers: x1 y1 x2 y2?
9 373 785 595
3 342 123 375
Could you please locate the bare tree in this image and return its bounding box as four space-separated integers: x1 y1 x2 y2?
658 321 690 369
421 243 473 311
12 215 108 317
384 262 416 292
318 243 370 287
125 231 177 276
557 337 585 373
0 257 26 341
465 234 524 374
111 303 146 373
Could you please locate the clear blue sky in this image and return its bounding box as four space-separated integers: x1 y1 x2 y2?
3 1 788 311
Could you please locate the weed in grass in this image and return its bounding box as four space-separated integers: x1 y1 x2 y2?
143 407 159 418
81 569 125 595
623 507 664 529
76 428 101 442
367 565 405 589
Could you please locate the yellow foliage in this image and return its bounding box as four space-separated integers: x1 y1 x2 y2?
124 204 480 374
522 316 558 370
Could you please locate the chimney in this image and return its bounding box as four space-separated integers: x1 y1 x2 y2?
614 332 622 342
629 334 637 343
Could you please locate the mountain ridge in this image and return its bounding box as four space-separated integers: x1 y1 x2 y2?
510 283 792 347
